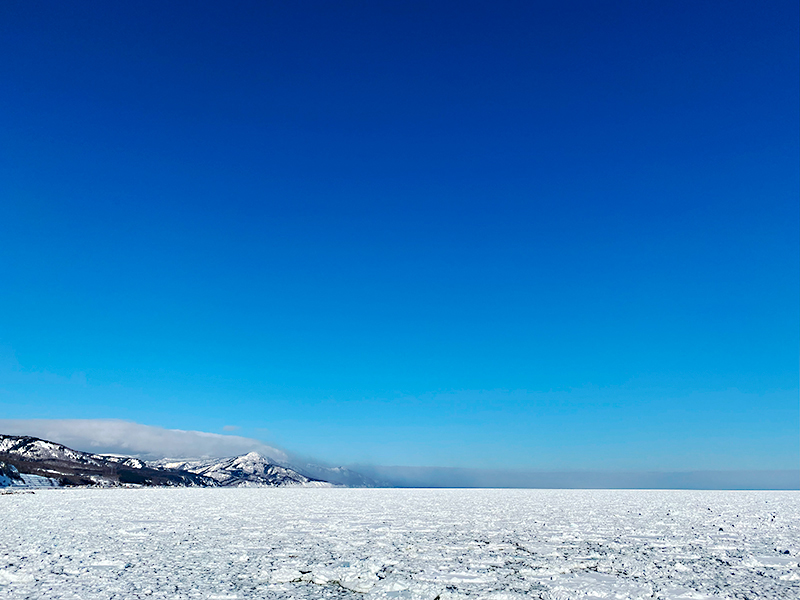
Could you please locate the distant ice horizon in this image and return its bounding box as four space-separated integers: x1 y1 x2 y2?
1 418 796 490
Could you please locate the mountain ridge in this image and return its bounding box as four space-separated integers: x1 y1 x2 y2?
0 434 337 488
157 452 331 487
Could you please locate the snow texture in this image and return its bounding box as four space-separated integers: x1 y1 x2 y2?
0 462 59 489
7 473 60 489
1 488 797 599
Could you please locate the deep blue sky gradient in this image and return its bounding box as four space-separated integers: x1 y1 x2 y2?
1 1 798 469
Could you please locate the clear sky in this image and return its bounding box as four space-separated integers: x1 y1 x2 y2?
1 1 798 472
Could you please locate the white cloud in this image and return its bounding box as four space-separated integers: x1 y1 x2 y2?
0 419 287 462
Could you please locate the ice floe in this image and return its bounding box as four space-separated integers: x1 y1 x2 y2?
1 488 797 599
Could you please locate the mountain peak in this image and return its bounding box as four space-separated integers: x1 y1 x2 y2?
0 433 379 488
241 451 264 461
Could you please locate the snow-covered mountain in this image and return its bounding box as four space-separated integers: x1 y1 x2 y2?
0 435 215 487
1 434 106 467
158 452 332 487
0 434 344 488
0 433 381 489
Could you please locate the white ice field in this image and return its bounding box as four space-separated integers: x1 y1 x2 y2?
2 488 798 599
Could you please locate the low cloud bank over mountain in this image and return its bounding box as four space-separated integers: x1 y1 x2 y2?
0 419 287 462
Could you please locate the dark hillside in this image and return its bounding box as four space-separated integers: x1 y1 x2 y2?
0 434 216 487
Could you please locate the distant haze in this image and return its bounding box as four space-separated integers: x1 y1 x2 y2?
356 465 800 491
0 419 796 490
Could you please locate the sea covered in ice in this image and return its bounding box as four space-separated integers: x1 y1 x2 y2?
2 488 797 599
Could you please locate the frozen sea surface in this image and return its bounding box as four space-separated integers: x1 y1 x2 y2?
2 488 798 599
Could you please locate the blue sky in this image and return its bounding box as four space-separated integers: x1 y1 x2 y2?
1 1 798 472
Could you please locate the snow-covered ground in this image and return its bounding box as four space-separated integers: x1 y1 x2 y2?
2 473 60 489
1 488 797 599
